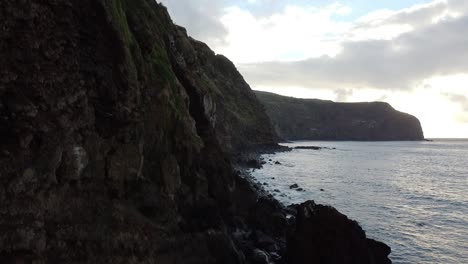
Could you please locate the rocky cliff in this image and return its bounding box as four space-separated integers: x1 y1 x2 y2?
255 91 424 141
0 0 390 263
170 29 278 153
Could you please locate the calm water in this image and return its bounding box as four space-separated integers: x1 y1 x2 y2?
251 140 468 264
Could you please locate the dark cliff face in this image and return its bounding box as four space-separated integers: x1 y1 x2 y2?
255 91 424 141
0 0 278 262
0 0 390 263
169 27 278 153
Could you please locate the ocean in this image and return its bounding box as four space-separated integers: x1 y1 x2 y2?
251 140 468 264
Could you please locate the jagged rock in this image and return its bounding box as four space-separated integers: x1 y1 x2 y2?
287 201 391 264
290 184 299 189
252 230 277 250
170 28 278 153
247 159 263 169
251 248 270 264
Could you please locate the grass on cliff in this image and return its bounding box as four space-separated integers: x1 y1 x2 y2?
107 0 199 147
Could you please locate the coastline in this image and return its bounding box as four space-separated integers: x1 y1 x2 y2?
0 1 392 262
250 139 468 263
234 144 392 263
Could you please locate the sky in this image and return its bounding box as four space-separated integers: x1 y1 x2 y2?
159 0 468 138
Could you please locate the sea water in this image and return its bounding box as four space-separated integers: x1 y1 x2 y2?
251 140 468 264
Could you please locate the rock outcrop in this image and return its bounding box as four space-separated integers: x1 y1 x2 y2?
287 201 391 264
255 91 424 141
0 0 390 263
170 28 278 153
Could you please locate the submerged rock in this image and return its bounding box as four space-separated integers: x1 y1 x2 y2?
290 184 299 189
294 146 322 150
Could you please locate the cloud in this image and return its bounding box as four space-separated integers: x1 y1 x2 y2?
217 3 352 63
158 0 322 48
159 0 228 47
377 94 389 101
238 1 468 91
434 86 468 124
448 93 468 123
445 93 468 111
456 114 468 123
334 88 354 102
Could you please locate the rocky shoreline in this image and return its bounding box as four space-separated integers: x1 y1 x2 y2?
232 147 392 264
1 0 391 263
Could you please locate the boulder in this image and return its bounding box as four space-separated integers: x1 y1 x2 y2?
287 201 391 264
251 248 270 264
289 184 299 189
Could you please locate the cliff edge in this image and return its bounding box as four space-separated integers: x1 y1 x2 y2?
255 91 424 141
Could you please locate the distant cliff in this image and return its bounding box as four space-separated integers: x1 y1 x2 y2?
255 91 424 141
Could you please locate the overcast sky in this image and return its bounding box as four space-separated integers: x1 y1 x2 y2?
159 0 468 138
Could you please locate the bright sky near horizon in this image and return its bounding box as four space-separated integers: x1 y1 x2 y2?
159 0 468 138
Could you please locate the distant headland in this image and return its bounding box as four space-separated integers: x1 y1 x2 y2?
255 91 425 141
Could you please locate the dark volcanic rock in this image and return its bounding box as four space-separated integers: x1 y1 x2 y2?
0 0 279 263
255 91 424 141
0 0 391 263
251 248 270 264
287 201 391 264
170 28 278 153
247 159 263 169
290 184 299 189
294 146 322 150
